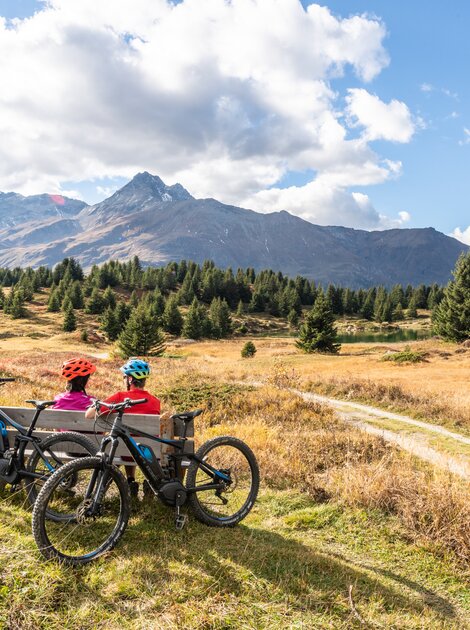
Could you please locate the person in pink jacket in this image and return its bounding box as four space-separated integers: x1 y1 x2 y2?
52 358 96 411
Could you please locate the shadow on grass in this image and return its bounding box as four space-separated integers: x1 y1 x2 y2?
0 490 461 626
110 502 459 624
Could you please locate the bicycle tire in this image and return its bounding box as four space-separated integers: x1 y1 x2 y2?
32 456 130 565
186 436 259 527
25 431 98 520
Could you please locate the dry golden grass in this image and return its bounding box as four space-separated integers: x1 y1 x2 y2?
167 336 470 432
332 459 470 565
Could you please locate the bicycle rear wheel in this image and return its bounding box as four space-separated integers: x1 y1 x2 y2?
32 456 130 565
186 436 259 527
25 432 97 520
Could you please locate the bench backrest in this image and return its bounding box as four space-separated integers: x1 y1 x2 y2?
2 407 194 466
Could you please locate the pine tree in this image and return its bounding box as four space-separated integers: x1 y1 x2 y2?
103 286 117 310
117 305 166 357
163 295 183 336
64 280 85 309
287 308 299 328
241 341 256 358
407 295 418 319
63 304 77 332
432 252 470 342
47 289 61 312
209 298 232 338
100 307 120 341
10 290 27 319
392 303 404 321
85 288 105 314
296 294 340 354
182 298 211 339
115 301 131 330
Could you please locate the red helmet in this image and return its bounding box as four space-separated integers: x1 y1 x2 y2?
61 358 96 381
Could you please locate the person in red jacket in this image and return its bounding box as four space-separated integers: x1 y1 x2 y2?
86 358 160 497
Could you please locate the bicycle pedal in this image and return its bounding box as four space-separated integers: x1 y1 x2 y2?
175 513 188 531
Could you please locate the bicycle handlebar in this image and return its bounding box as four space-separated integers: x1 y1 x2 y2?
94 398 148 412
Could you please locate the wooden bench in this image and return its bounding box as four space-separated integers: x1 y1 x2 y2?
3 407 195 467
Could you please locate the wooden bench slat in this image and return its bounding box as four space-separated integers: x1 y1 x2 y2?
1 408 194 437
2 407 195 466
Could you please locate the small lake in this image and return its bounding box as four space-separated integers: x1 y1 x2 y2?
337 329 433 344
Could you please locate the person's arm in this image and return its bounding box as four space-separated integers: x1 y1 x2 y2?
85 392 122 420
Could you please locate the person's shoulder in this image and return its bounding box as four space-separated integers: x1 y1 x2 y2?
104 391 125 404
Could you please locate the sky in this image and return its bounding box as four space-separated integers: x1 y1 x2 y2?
0 0 468 244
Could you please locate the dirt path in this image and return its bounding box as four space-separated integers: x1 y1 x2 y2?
244 380 470 480
295 389 470 480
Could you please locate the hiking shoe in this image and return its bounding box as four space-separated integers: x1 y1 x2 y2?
127 478 139 498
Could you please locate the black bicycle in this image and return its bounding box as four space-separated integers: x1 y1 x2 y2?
32 397 259 564
0 377 97 519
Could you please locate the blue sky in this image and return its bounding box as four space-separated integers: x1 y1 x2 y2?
0 0 468 242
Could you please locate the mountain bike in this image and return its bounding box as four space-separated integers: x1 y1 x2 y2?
0 377 97 519
32 397 260 565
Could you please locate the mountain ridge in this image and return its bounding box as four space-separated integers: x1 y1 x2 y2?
0 173 467 287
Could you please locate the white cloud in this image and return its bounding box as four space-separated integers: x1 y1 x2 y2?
450 226 470 246
398 211 411 223
345 88 415 142
459 128 470 146
0 0 413 229
420 83 433 92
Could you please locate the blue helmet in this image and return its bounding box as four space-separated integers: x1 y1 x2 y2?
120 358 151 380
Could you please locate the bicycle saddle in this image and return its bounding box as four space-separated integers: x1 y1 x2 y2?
171 409 203 422
25 400 56 410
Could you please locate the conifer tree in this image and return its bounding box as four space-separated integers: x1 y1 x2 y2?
432 252 470 341
85 288 105 314
103 286 117 310
9 289 27 319
100 307 120 341
115 301 131 331
162 295 183 335
69 280 84 309
63 304 77 332
241 341 256 358
182 298 211 339
117 305 166 357
129 290 139 309
407 295 418 318
288 308 299 328
296 294 340 354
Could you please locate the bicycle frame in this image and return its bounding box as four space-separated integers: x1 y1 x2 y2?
0 407 61 480
92 411 231 500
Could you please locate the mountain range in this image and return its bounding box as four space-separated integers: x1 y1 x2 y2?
0 172 467 287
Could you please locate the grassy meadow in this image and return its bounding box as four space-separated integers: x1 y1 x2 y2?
1 291 469 628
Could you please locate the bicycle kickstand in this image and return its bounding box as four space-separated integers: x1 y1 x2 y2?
174 504 188 531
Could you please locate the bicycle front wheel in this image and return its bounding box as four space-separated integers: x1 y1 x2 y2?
25 431 97 519
32 456 130 565
186 436 259 527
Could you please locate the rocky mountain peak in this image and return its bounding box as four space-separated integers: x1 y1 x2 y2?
122 172 193 203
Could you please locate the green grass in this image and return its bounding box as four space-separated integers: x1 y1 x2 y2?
1 488 469 629
381 347 427 363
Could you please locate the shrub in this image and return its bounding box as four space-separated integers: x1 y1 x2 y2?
241 341 256 358
381 347 426 363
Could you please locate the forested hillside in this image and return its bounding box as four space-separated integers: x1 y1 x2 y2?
0 257 443 349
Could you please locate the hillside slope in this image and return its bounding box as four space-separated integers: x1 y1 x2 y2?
0 173 467 286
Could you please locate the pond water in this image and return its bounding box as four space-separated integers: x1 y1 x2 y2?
337 329 433 344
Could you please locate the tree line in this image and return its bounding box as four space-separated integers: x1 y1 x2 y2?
0 253 467 354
